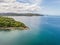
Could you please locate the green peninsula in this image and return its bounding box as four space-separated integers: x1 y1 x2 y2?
0 16 28 31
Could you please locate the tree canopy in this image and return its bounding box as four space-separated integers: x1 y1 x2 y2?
0 16 27 28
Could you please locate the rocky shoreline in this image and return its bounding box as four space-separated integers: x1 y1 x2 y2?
0 27 29 31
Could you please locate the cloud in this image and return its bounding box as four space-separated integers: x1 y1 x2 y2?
28 0 42 4
0 0 42 13
0 0 16 3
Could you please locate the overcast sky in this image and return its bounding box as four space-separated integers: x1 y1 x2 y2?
0 0 60 15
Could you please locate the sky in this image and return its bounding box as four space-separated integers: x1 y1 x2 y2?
0 0 60 15
41 0 60 15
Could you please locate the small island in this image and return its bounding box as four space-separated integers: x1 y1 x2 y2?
0 16 29 31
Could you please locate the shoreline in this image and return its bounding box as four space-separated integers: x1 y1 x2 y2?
0 27 29 31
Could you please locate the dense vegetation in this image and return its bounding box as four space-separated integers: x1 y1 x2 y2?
0 16 27 28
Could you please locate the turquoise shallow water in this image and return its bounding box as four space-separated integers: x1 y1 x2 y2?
0 16 60 45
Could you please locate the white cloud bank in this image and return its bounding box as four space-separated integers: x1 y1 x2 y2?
0 0 42 13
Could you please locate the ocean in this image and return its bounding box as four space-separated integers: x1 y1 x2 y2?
0 16 60 45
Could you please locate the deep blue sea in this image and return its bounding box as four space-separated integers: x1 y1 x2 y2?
0 16 60 45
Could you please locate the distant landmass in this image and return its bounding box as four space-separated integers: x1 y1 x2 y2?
0 13 44 16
